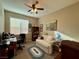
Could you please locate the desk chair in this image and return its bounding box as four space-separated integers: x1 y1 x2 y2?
17 34 26 50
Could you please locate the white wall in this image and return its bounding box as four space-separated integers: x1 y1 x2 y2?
0 0 4 33
39 2 79 41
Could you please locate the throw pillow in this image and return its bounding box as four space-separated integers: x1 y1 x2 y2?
40 36 44 39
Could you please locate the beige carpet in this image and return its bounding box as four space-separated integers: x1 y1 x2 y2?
12 42 54 59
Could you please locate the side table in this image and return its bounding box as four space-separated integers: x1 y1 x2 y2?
53 42 61 52
53 42 61 59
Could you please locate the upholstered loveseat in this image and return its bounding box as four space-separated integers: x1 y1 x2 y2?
36 35 55 54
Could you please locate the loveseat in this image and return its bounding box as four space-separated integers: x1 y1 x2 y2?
36 35 55 54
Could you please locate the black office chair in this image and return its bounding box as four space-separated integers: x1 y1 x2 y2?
17 34 26 50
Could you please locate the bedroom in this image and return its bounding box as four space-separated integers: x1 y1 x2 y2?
0 0 79 59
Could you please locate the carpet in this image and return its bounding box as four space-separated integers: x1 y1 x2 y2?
28 45 44 59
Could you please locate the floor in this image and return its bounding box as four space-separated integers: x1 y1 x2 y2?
13 41 55 59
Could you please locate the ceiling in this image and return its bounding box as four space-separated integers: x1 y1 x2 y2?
2 0 79 18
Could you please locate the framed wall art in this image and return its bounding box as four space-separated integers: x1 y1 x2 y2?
39 24 43 32
46 20 57 31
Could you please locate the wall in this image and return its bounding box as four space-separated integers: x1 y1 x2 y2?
39 2 79 41
4 10 39 41
0 0 4 33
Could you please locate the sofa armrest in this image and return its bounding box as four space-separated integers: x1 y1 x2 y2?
47 40 55 45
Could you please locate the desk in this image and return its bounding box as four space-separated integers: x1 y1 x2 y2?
0 41 9 59
8 37 17 58
0 37 17 59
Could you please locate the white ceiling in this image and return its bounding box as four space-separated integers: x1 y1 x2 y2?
2 0 79 18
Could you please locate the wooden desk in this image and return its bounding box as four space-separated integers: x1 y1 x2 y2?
8 38 17 59
0 38 17 59
0 42 9 59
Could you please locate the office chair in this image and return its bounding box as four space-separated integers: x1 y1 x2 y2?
17 34 26 50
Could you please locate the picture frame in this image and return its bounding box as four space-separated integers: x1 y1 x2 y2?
46 20 57 31
39 24 43 32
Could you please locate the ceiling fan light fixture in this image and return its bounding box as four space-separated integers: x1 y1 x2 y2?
25 0 44 14
31 8 37 12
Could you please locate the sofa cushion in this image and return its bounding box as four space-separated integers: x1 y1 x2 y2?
42 35 54 41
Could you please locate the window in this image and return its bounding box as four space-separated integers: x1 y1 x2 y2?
10 17 29 34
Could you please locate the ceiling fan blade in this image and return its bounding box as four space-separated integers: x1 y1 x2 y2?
36 11 38 14
28 10 31 12
24 3 32 8
37 8 44 10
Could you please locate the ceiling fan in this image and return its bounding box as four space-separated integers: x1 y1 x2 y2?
25 0 44 14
